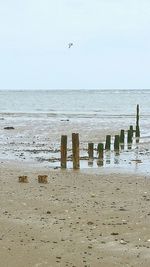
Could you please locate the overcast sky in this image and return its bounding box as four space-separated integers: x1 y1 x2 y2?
0 0 150 89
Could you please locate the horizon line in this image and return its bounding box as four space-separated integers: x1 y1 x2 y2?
0 88 150 91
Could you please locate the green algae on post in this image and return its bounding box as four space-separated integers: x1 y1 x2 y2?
88 143 94 159
97 143 104 159
119 130 125 143
114 135 120 151
127 129 132 143
136 125 140 138
129 125 134 138
105 135 111 150
136 104 140 137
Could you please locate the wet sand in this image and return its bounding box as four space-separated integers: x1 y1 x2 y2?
0 118 150 176
0 162 150 267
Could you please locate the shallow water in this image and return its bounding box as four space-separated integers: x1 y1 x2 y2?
0 89 150 174
41 135 150 175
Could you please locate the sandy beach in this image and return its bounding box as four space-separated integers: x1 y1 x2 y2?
0 90 150 266
0 161 150 267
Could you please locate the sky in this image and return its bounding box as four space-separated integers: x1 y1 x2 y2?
0 0 150 89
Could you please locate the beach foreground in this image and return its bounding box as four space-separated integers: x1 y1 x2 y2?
0 162 150 267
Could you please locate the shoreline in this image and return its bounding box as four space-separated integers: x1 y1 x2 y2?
1 153 150 177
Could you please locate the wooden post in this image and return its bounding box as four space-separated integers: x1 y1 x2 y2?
136 104 139 127
38 175 48 184
136 125 140 138
105 135 111 150
130 125 134 138
97 143 104 159
136 104 140 137
72 133 80 169
114 135 119 150
127 130 132 143
61 135 67 169
88 143 94 159
18 176 29 183
119 130 125 143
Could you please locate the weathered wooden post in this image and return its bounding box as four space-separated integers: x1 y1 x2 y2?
18 176 29 183
130 125 134 138
136 104 139 127
136 104 140 137
127 129 132 143
61 135 67 169
114 135 120 150
72 133 80 169
105 135 111 150
38 175 48 184
119 130 125 143
88 143 94 159
97 143 104 159
136 125 140 137
97 143 104 166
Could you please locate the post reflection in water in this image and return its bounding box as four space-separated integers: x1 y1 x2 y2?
120 144 124 150
134 146 139 172
81 134 144 170
114 151 120 165
88 159 94 167
105 151 111 165
128 144 132 150
97 159 103 167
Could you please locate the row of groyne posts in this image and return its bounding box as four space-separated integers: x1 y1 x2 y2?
60 105 140 170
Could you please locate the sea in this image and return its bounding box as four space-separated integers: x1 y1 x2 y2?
0 89 150 174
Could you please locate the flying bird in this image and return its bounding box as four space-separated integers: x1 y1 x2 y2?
68 42 73 48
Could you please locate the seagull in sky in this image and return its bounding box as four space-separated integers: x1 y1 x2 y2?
68 42 73 48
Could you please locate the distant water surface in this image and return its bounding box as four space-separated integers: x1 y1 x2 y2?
0 89 150 115
0 89 150 134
